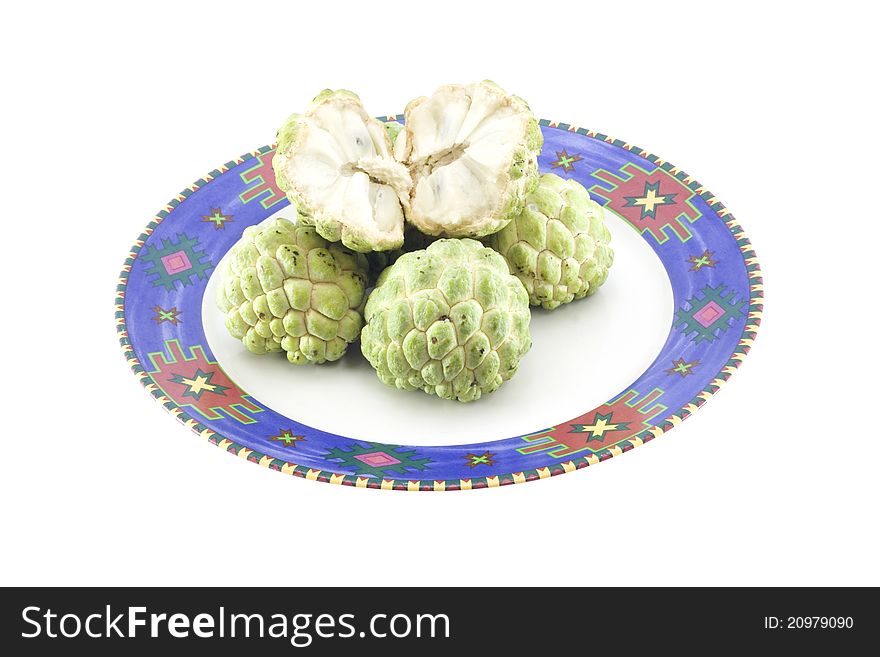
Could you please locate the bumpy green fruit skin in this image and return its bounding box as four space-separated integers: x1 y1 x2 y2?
361 239 532 402
487 173 614 310
383 120 404 145
216 216 369 364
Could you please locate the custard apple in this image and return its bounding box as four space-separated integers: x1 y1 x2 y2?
272 90 412 253
215 216 369 364
361 239 531 402
394 80 543 239
487 173 614 309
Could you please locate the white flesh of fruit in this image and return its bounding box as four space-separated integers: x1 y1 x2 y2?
404 84 530 234
285 100 412 248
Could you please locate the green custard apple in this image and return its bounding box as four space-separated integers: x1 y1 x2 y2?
393 80 544 239
215 216 369 364
272 90 413 253
361 238 532 402
486 173 614 310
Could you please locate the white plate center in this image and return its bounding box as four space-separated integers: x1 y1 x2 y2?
203 212 673 446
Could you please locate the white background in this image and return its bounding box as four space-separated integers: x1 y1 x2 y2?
1 1 877 587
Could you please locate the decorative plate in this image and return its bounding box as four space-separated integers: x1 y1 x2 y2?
116 118 762 491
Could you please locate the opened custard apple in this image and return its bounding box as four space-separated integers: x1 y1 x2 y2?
272 90 412 253
487 173 614 309
216 216 369 364
393 80 543 239
361 239 531 402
